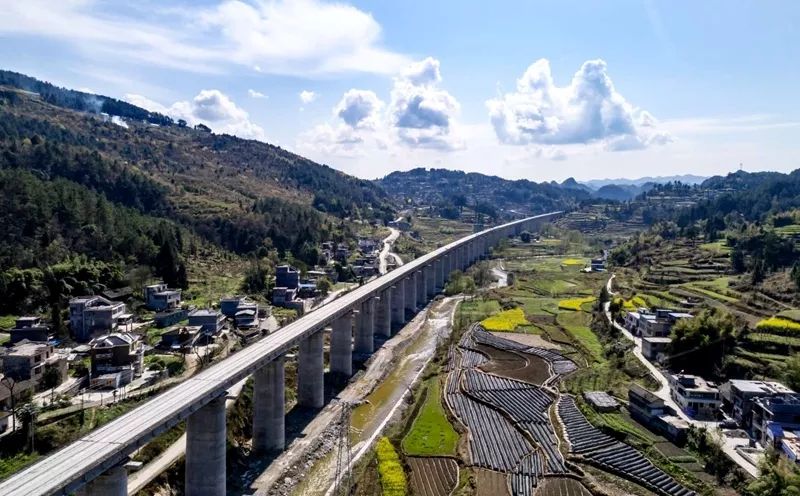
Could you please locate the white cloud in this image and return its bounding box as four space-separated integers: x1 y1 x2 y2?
0 0 410 76
298 57 463 157
125 89 267 141
299 90 318 104
248 89 267 99
486 58 670 151
334 89 384 128
390 57 463 150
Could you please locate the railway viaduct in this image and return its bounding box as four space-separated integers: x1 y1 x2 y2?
0 212 560 496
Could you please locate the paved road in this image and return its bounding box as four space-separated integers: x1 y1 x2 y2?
379 227 401 275
604 275 759 477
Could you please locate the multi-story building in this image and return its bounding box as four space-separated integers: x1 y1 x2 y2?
144 283 182 311
750 393 800 447
89 333 144 388
1 341 67 388
669 373 722 420
275 265 300 290
188 309 225 335
9 316 50 344
69 296 128 341
624 308 692 338
719 379 795 427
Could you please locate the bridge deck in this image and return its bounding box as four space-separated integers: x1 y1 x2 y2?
0 213 558 495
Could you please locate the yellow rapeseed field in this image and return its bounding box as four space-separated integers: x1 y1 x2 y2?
481 307 528 331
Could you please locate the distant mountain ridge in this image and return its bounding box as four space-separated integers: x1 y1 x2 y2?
582 174 708 190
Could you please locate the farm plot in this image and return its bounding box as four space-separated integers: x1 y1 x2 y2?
536 477 592 496
462 348 490 368
474 326 578 378
407 457 458 496
511 451 544 496
475 469 510 496
558 397 696 496
462 370 565 474
447 392 534 472
476 344 551 385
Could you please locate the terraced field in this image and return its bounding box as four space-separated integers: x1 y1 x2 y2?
558 396 695 496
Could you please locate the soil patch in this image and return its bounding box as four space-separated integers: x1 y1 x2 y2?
491 331 562 350
537 477 592 496
475 468 510 496
476 344 551 385
407 457 458 496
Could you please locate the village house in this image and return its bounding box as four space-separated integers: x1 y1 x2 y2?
9 316 50 344
69 295 129 341
388 217 411 231
271 287 297 307
144 283 182 311
641 337 672 362
89 333 144 388
158 325 203 351
750 393 800 447
275 265 300 290
187 309 225 335
1 341 67 389
669 373 722 420
624 308 692 338
719 379 795 427
628 384 689 443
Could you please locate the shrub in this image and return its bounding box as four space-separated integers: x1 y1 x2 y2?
481 307 528 331
376 437 407 496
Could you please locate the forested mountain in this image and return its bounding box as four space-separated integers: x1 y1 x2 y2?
0 72 395 315
377 168 589 219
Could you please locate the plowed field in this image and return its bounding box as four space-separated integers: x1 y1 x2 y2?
407 457 458 496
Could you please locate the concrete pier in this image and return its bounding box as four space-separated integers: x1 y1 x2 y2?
185 395 227 496
425 264 435 299
391 283 404 329
405 274 417 317
330 313 353 376
354 298 375 354
253 356 285 453
298 331 324 408
434 259 443 291
78 465 126 496
376 290 392 337
416 270 425 308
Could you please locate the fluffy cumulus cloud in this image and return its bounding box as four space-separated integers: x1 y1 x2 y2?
299 57 463 157
125 90 267 141
335 89 384 128
486 59 670 151
389 57 462 150
0 0 410 76
299 90 318 104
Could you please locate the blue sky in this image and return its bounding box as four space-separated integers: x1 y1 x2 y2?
1 0 798 181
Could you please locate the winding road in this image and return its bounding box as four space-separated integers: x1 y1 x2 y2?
378 227 403 275
603 275 759 477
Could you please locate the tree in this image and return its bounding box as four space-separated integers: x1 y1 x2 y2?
784 353 800 392
471 262 493 287
241 259 272 296
792 262 800 292
316 277 333 296
1 376 19 431
17 403 38 453
747 450 800 496
731 245 746 273
668 307 738 378
41 366 62 392
519 231 532 243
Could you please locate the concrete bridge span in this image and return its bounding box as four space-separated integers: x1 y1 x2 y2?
0 212 560 496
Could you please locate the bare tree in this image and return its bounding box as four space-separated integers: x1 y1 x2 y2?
1 376 19 431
